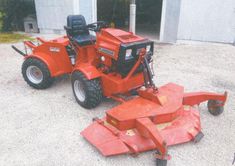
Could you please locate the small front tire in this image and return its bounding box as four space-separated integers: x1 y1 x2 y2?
207 100 224 116
22 58 54 89
71 71 102 109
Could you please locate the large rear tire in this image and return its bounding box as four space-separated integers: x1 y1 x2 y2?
71 71 102 109
22 58 54 89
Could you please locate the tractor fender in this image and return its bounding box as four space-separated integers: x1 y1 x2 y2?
74 64 101 80
25 53 60 77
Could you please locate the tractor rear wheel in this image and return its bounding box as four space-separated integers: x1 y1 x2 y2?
207 100 224 116
71 71 102 109
22 58 54 89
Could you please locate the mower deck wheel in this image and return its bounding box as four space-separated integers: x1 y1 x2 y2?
71 71 102 109
156 158 167 166
22 58 54 89
207 100 224 116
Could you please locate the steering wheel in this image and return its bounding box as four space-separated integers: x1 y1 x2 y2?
87 21 108 32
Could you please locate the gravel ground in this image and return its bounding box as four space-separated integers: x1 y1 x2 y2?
0 36 234 166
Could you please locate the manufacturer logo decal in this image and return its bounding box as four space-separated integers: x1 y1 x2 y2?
98 47 114 56
49 47 60 52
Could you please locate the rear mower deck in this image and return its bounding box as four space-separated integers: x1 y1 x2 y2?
81 83 227 165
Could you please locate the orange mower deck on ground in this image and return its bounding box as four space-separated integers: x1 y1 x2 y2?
81 83 227 164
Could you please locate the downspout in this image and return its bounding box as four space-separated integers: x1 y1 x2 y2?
129 0 136 34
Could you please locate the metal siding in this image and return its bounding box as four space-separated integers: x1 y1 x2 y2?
35 0 75 33
160 0 182 43
177 0 235 43
79 0 93 24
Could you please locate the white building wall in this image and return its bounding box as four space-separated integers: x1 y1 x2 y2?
79 0 97 24
35 0 96 34
35 0 76 34
160 0 181 43
177 0 235 43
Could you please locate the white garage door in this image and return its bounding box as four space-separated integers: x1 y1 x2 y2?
177 0 235 43
35 0 74 33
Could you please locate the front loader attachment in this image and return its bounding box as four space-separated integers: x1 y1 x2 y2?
81 83 227 165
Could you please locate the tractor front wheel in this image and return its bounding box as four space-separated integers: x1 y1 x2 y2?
22 58 54 89
71 71 102 109
207 100 224 116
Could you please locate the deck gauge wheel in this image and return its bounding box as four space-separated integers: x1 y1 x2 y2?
207 100 224 116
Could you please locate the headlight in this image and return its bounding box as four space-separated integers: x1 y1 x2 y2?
125 49 133 60
146 45 151 52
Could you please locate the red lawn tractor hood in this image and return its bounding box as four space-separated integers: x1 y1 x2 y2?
100 28 146 44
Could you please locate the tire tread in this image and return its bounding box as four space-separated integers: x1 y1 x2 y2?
72 71 102 109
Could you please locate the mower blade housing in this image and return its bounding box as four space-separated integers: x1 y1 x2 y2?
81 83 227 157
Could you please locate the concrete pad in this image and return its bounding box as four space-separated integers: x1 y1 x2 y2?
0 38 234 166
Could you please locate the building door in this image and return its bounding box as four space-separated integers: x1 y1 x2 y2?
97 0 129 29
97 0 163 40
136 0 163 40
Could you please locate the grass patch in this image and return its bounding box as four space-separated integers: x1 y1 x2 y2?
0 33 34 43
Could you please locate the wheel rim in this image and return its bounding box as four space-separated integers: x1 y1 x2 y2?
26 66 43 84
74 80 86 102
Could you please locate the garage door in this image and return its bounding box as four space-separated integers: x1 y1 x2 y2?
177 0 235 43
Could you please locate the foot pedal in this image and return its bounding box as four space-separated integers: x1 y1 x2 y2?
193 132 204 143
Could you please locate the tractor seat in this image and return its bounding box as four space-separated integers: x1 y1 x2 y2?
65 15 96 46
72 34 96 46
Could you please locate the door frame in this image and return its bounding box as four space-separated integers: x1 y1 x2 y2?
159 0 167 42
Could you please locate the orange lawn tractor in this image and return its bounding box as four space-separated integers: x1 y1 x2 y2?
12 15 154 109
12 15 227 166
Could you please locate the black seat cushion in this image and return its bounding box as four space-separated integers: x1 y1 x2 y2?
66 15 96 46
73 34 96 46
